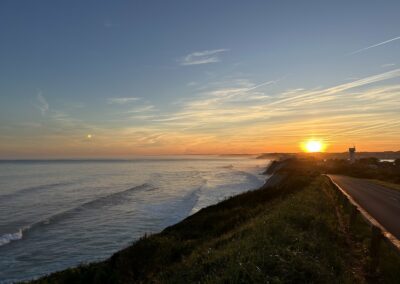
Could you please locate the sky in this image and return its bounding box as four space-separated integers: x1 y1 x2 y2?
0 0 399 158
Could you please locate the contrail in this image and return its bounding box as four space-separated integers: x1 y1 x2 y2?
244 75 286 92
245 80 276 92
349 35 400 55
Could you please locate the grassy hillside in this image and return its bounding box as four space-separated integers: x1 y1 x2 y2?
30 159 400 283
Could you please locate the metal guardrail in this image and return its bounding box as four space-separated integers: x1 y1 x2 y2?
325 175 400 267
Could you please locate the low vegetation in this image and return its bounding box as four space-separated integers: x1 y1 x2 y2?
367 179 400 192
29 158 400 283
322 158 400 184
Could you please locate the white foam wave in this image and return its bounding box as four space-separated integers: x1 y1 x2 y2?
0 229 23 246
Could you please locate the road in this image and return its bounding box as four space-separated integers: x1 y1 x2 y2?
328 175 400 240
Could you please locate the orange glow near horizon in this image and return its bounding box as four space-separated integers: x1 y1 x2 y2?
3 134 398 159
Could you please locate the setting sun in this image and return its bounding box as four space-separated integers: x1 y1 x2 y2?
302 140 325 152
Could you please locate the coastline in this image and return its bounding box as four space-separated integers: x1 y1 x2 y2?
0 157 267 283
26 160 292 283
21 161 276 283
26 158 400 283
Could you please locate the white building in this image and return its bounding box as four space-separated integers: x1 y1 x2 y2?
349 146 356 163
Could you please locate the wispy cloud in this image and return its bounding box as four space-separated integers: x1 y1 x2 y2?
149 79 277 127
20 69 400 155
187 81 198 87
381 63 396 68
36 91 49 115
139 69 400 152
267 69 400 107
244 80 277 92
126 105 155 113
109 103 156 121
107 97 140 104
180 49 228 66
349 35 400 55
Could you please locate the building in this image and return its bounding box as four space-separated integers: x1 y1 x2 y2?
349 146 356 163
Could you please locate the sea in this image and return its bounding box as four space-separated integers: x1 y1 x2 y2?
0 156 269 283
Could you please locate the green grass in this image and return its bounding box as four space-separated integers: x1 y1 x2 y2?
157 176 353 283
29 159 400 283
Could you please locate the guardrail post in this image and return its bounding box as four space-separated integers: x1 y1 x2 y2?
349 204 357 228
369 225 382 273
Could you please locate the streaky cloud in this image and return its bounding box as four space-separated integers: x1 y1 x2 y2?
268 68 400 106
180 49 228 66
243 80 277 92
349 35 400 55
126 105 155 113
108 97 140 104
36 92 49 115
381 63 396 68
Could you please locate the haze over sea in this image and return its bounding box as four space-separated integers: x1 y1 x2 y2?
0 156 268 283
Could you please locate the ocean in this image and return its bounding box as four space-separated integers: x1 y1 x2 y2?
0 156 269 283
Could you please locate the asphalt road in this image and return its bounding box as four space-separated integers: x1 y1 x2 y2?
328 175 400 240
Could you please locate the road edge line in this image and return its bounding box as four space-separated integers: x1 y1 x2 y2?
325 174 400 252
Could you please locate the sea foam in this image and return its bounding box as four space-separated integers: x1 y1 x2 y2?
0 229 23 246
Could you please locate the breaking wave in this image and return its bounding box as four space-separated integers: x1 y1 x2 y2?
0 183 154 247
0 230 23 247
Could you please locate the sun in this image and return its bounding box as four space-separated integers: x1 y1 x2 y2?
302 140 325 153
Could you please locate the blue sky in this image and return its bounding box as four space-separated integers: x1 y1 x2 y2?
1 0 400 157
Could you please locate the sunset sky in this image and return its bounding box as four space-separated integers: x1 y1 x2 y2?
1 0 399 158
